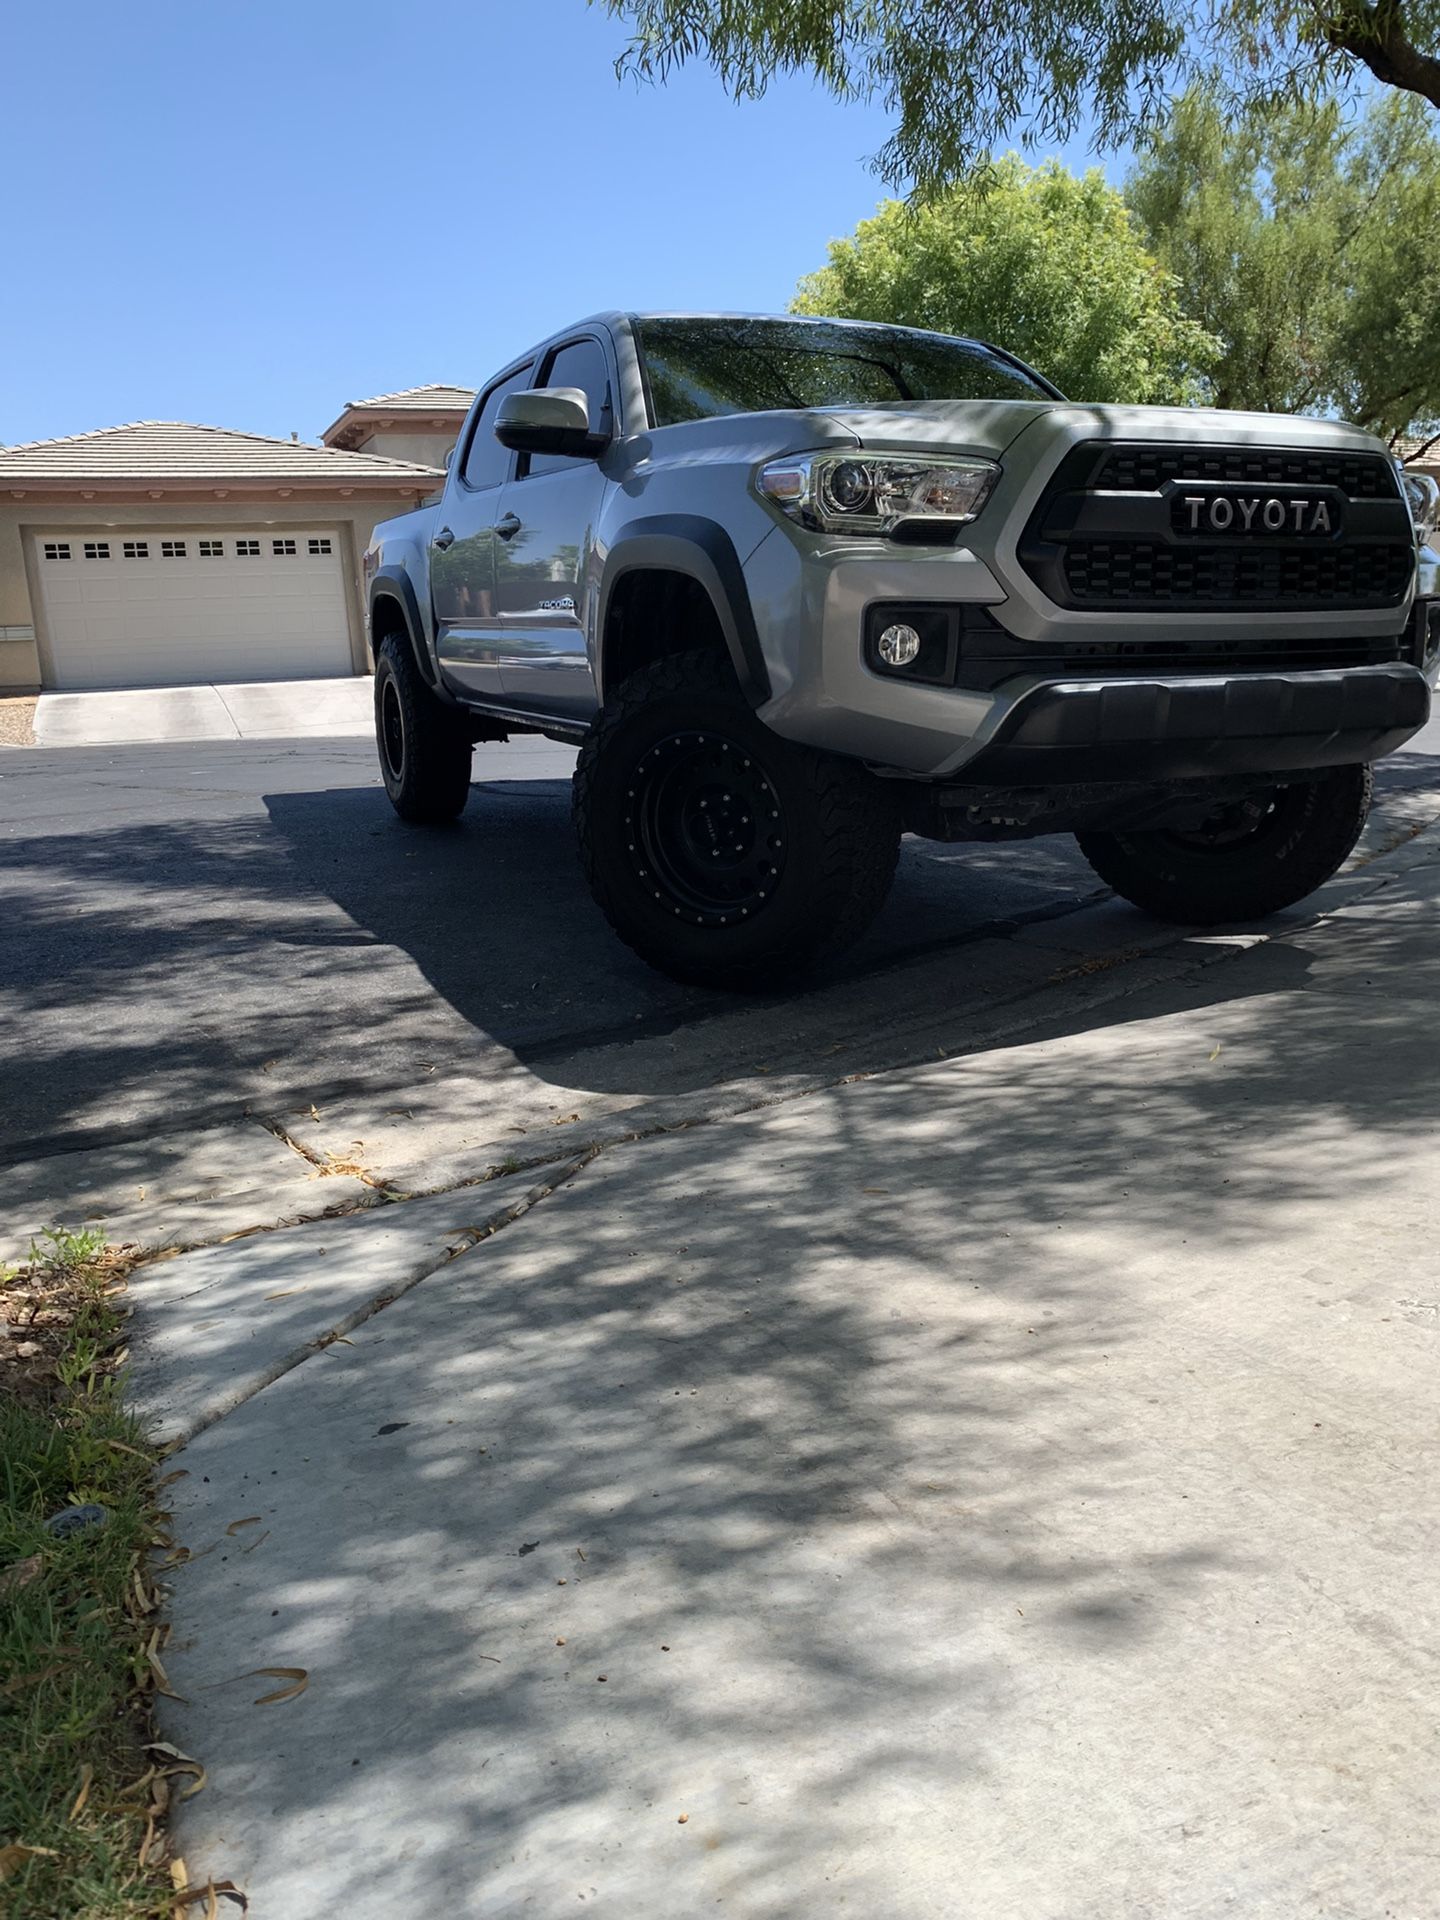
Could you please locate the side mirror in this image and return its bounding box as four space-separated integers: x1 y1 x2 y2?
495 387 605 459
442 443 455 471
1403 469 1440 545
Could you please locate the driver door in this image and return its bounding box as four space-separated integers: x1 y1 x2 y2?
491 334 615 720
430 363 532 700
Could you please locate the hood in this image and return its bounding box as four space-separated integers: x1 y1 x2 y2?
1026 402 1388 456
815 398 1058 459
822 398 1392 462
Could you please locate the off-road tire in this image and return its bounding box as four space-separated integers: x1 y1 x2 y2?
574 650 901 988
374 633 472 824
1077 764 1373 924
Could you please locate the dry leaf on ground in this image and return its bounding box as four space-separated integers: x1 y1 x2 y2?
243 1666 309 1705
68 1762 94 1822
0 1843 59 1879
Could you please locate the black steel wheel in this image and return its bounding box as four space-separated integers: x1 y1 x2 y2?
373 633 473 825
575 649 900 987
628 730 788 929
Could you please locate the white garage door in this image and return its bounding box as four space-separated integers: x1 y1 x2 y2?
32 529 355 688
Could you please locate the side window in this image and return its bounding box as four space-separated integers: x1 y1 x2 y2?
527 337 613 479
461 365 533 491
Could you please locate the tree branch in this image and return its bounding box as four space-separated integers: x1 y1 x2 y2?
1320 0 1440 112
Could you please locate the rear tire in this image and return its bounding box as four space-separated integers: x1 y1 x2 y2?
374 634 472 824
1077 764 1373 923
574 650 901 988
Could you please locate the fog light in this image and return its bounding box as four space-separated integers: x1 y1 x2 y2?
877 622 922 667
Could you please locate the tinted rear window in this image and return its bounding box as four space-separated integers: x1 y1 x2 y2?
636 317 1056 427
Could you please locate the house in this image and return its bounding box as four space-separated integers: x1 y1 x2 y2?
321 384 475 467
1395 431 1440 484
0 384 476 693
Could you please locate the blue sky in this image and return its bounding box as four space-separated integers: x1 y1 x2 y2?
0 0 1122 448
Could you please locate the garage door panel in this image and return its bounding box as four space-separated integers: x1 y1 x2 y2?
34 531 354 688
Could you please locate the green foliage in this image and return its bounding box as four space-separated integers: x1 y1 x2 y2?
28 1224 108 1273
0 1240 169 1919
792 157 1219 405
1129 89 1440 440
602 0 1440 191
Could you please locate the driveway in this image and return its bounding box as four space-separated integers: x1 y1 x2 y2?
30 674 372 747
3 723 1440 1171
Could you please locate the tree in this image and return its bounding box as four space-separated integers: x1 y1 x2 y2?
792 157 1217 404
1128 89 1440 441
601 0 1440 191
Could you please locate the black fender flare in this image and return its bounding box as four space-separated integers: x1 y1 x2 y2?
368 568 444 693
599 516 771 705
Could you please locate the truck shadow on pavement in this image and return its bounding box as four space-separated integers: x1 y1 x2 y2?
0 750 1433 1166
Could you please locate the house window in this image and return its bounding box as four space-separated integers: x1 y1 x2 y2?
272 538 297 556
83 541 111 560
161 540 187 559
198 539 224 557
43 542 72 561
235 538 260 556
307 537 333 556
122 540 149 559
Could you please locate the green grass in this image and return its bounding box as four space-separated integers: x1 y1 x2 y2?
0 1228 174 1919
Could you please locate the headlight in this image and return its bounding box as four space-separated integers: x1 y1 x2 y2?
757 452 1000 537
1402 469 1440 544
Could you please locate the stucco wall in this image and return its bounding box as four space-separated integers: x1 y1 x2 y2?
354 427 458 468
0 496 422 691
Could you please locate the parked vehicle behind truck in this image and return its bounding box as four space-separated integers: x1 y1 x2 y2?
364 312 1438 987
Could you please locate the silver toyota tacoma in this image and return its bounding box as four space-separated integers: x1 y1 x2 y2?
364 312 1438 987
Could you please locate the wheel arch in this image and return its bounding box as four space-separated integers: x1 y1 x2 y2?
598 518 771 707
368 569 441 690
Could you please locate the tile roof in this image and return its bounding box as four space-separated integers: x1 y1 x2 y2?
0 421 443 483
1394 431 1440 465
344 384 476 412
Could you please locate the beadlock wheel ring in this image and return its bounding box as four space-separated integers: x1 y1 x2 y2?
380 676 405 783
624 731 788 927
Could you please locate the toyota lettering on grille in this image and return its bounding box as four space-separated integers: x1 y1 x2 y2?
1172 489 1341 539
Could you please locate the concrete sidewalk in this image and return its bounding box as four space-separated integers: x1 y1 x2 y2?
139 840 1440 1918
33 675 371 746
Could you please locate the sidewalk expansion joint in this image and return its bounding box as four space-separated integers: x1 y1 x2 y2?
161 1147 601 1450
256 1113 398 1195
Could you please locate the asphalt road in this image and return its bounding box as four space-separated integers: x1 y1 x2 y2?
3 722 1438 1160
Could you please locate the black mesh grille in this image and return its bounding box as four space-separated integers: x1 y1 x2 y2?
1062 540 1413 607
1020 440 1413 612
1093 446 1399 498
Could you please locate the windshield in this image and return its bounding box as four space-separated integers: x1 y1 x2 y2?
635 317 1059 427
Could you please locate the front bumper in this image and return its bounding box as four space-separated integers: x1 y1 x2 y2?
958 662 1430 785
744 520 1431 778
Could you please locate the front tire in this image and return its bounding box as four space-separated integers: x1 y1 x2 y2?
374 634 472 824
1077 764 1373 924
574 650 901 988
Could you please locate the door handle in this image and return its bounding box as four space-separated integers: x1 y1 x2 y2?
496 513 522 540
432 527 455 551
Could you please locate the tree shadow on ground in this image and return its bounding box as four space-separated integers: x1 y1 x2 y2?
153 891 1440 1913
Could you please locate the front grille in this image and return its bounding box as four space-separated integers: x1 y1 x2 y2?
1093 447 1398 498
1020 440 1414 613
1062 540 1413 607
